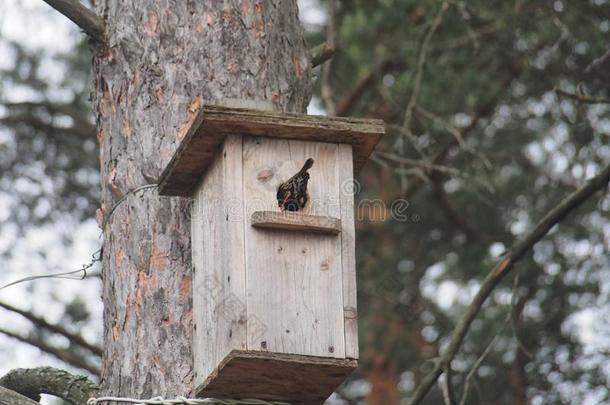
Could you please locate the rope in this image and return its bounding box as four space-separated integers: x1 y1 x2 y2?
87 397 290 405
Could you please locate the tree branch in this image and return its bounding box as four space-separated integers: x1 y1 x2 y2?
395 0 449 189
407 161 610 404
310 42 336 68
41 0 105 42
336 58 404 116
0 300 102 357
375 150 461 176
0 327 100 376
432 181 481 241
585 49 610 73
0 387 40 405
458 315 509 405
459 269 523 405
554 87 610 105
397 64 522 202
0 367 98 405
401 1 449 140
430 24 501 53
414 105 465 146
439 367 456 405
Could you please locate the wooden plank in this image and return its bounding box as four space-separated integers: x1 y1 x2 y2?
243 137 346 359
158 105 384 196
191 148 216 387
251 211 341 235
338 144 359 359
192 135 247 386
195 350 357 404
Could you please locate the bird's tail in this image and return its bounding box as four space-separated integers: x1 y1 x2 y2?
298 158 314 175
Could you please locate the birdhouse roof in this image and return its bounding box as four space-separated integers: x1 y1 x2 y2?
158 105 385 196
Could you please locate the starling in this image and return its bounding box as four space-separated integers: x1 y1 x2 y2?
276 158 314 211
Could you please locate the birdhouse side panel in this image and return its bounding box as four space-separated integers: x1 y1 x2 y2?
338 143 358 359
242 137 346 358
192 135 247 385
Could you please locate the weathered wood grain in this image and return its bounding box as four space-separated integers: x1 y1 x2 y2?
195 350 357 404
251 211 342 235
192 135 247 387
158 105 385 196
242 137 346 359
338 144 359 359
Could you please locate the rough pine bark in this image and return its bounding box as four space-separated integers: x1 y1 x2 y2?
91 1 311 398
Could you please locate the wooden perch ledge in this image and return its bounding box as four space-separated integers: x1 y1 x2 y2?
251 211 342 235
42 0 105 42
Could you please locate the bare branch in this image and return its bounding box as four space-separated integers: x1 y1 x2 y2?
459 269 522 405
429 24 500 53
408 161 610 405
398 65 522 201
439 367 456 405
554 87 610 105
414 105 465 146
585 49 610 73
331 16 478 121
310 42 336 68
336 58 404 116
401 1 449 139
0 327 100 376
432 181 481 241
0 301 102 357
41 0 105 42
458 315 509 405
0 367 98 405
375 151 461 176
395 0 449 189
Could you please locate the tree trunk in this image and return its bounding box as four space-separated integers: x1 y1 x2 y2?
510 288 533 405
510 348 528 405
367 354 399 405
91 1 311 398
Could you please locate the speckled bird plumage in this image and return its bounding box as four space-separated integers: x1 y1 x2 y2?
276 158 314 211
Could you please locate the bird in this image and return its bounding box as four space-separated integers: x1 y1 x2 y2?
276 158 314 212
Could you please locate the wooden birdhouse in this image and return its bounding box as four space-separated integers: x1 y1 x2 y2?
158 104 384 404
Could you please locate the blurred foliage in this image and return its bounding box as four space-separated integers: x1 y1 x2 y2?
0 37 98 240
0 2 100 383
307 0 610 403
